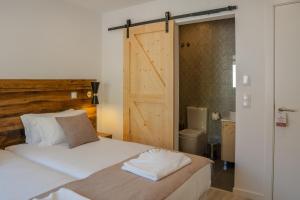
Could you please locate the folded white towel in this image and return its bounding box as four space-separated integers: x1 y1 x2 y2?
121 149 192 181
33 188 90 200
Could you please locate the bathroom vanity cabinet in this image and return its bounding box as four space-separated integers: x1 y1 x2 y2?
221 120 236 169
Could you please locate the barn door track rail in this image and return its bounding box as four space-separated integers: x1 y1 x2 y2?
108 5 237 38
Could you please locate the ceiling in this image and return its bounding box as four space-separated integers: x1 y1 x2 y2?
65 0 155 12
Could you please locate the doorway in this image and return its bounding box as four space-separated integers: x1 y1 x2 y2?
122 11 237 192
177 18 236 191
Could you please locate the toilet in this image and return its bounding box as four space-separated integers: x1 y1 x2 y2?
179 106 207 155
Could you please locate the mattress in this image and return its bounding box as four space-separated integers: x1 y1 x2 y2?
0 150 75 200
6 138 211 200
166 164 211 200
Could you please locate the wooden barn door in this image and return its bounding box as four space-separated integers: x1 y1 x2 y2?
124 21 175 149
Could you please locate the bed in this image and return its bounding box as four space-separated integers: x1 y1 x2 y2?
0 80 211 200
6 138 211 200
0 150 75 200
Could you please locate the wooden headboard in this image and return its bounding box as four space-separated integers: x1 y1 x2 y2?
0 79 97 149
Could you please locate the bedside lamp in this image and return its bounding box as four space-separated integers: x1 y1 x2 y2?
91 82 100 105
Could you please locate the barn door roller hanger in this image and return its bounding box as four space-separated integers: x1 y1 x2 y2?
108 6 237 38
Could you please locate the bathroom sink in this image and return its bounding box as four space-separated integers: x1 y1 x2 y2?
229 111 236 122
221 112 236 122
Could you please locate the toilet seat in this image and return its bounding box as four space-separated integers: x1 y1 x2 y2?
179 129 205 137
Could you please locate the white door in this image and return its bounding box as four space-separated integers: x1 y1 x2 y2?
274 2 300 200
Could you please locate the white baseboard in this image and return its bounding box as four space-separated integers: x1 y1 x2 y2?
233 187 264 200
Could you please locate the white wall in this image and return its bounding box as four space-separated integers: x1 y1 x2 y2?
0 0 101 79
100 0 274 199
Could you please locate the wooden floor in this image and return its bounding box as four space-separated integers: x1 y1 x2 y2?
200 188 250 200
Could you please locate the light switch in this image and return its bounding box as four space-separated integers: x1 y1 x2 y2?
243 75 250 86
243 94 251 108
71 91 78 99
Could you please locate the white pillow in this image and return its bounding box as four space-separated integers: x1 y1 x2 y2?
21 109 86 145
21 115 36 144
21 112 66 144
32 117 66 146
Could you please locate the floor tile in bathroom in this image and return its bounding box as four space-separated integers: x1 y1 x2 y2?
211 160 235 192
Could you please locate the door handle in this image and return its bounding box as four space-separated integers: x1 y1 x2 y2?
278 108 297 112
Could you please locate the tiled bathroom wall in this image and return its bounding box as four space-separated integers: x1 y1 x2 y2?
179 18 236 142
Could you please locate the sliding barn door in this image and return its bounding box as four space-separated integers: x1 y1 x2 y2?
124 21 175 149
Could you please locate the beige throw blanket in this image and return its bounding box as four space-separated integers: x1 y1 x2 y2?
35 154 211 200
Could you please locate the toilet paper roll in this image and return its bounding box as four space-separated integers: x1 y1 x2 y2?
212 112 220 121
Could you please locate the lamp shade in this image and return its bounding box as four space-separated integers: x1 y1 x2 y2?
91 82 100 105
92 96 99 105
91 82 100 94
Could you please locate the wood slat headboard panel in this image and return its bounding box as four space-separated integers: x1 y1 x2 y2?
0 79 97 149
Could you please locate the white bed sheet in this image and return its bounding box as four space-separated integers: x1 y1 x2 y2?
0 150 75 200
6 138 211 200
6 138 152 179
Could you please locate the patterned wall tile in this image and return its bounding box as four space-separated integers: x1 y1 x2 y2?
179 18 236 142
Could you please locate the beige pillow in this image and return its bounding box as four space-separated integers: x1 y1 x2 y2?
56 113 99 148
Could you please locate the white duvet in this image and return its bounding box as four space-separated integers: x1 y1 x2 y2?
33 188 89 200
0 150 75 200
6 138 152 179
5 138 211 200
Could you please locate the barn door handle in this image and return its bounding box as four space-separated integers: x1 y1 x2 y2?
278 108 297 112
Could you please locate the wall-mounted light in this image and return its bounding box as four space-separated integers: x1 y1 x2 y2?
91 81 100 105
